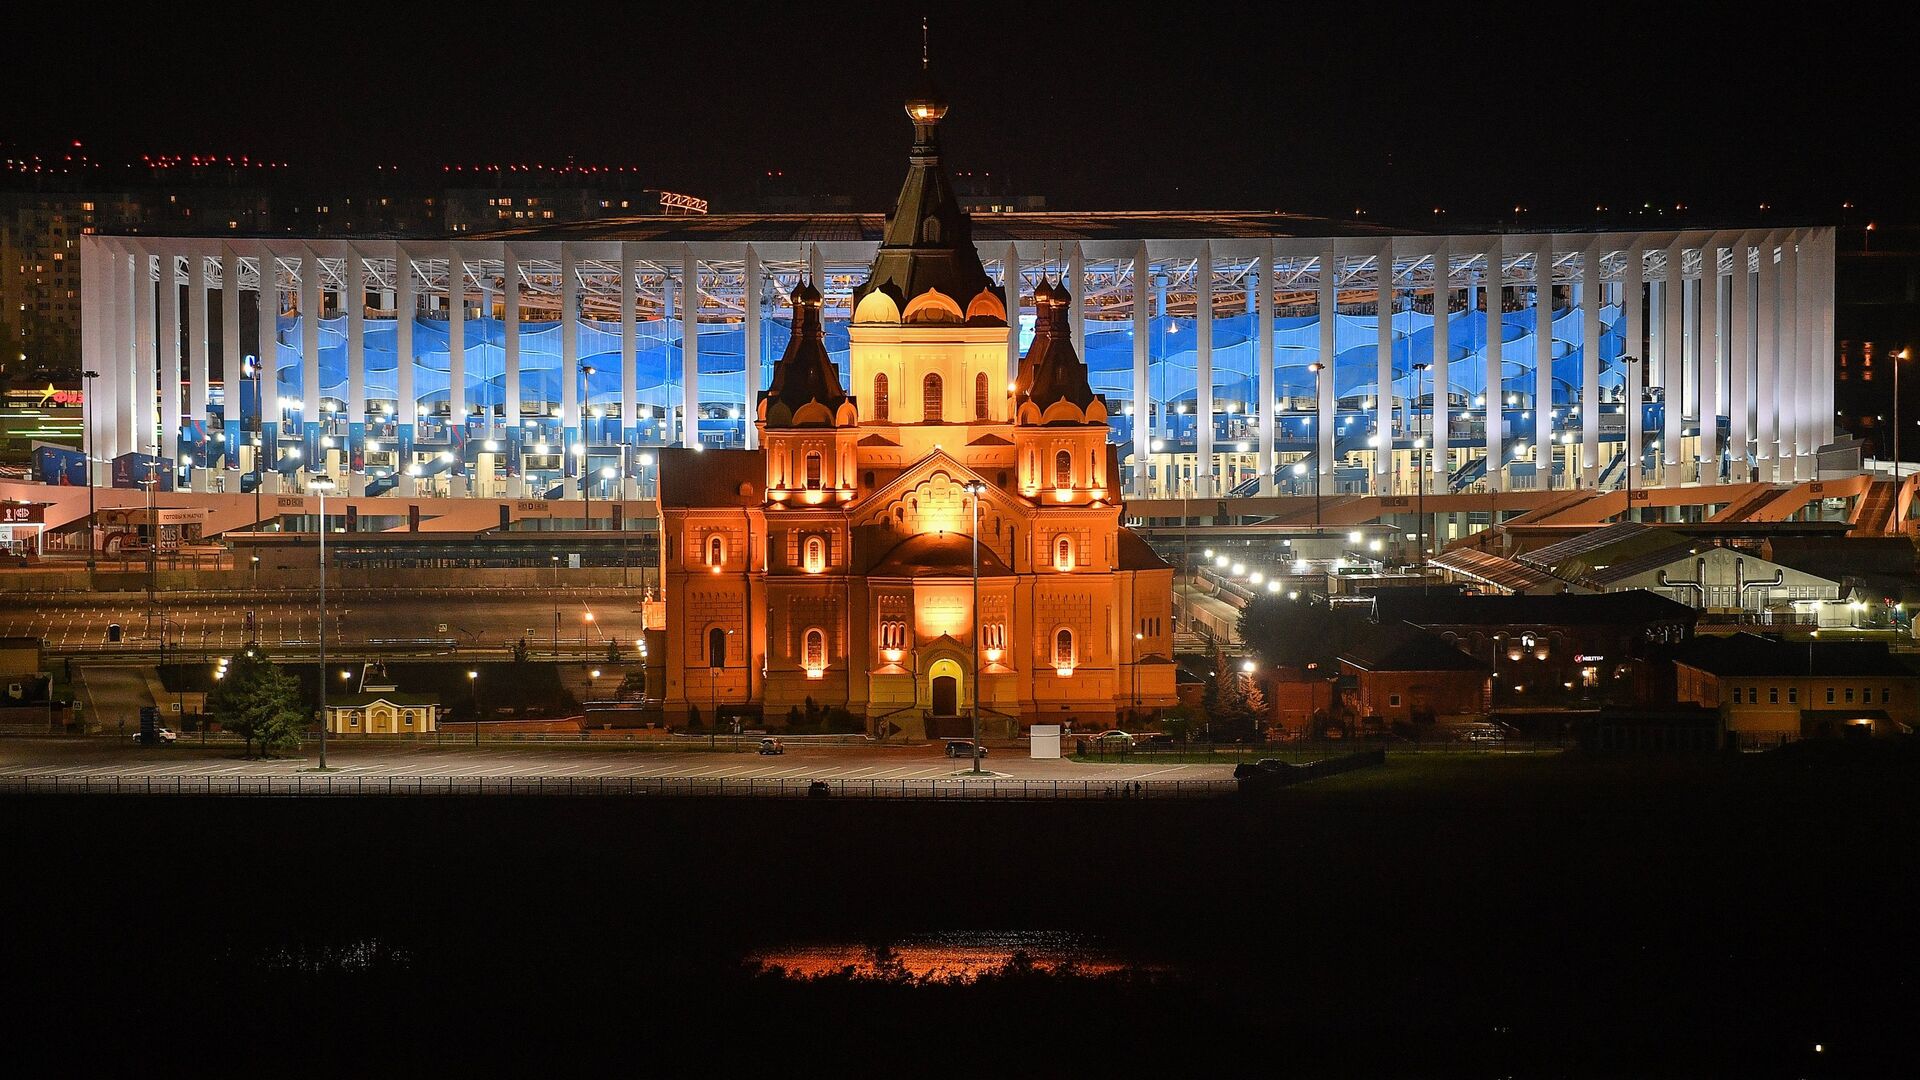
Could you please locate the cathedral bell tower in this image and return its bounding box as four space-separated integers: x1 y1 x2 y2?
759 282 860 504
1013 274 1111 502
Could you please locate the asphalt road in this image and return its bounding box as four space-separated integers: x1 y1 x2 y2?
0 739 1237 783
0 594 644 655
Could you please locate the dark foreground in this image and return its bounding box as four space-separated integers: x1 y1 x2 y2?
5 747 1916 1076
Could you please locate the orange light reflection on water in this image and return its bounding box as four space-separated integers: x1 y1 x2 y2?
747 931 1150 983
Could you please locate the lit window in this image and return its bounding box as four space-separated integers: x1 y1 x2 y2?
873 373 889 421
805 451 823 489
1053 628 1075 671
1054 536 1074 571
804 628 826 671
923 374 943 422
707 535 724 567
803 536 825 573
974 372 989 419
1055 450 1072 489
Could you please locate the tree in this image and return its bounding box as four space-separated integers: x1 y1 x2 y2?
1205 661 1260 743
604 638 622 664
205 649 306 759
511 637 532 664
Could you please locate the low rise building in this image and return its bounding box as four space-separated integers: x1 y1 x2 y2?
325 662 439 735
1673 633 1919 748
1336 624 1489 726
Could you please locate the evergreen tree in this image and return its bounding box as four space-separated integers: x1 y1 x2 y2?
205 649 306 759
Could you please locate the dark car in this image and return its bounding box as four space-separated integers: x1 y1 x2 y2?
943 739 988 759
758 738 785 755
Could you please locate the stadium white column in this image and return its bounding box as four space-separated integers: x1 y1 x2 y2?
1131 243 1150 497
561 246 580 462
1484 237 1503 492
1004 243 1022 385
255 246 278 492
117 243 141 460
299 247 321 481
1255 250 1276 495
1729 236 1752 482
186 251 209 490
680 246 700 449
1580 240 1601 485
1375 239 1393 493
345 246 366 496
1756 234 1779 481
1624 242 1644 495
1712 244 1728 484
395 245 416 496
1533 237 1553 489
1317 244 1336 503
1432 239 1452 484
741 244 758 452
503 244 522 497
1662 241 1685 484
1794 230 1815 474
159 249 182 467
1194 243 1214 497
447 245 467 495
220 245 241 475
1780 234 1803 479
1068 242 1085 357
1812 226 1827 449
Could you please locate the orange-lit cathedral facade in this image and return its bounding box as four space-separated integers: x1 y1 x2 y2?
656 85 1176 738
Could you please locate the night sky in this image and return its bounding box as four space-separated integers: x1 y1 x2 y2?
12 2 1915 228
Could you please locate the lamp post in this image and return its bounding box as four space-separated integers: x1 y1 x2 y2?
247 358 264 531
577 363 595 528
1307 361 1325 531
1132 631 1143 723
1412 362 1431 564
81 368 98 571
309 473 336 770
468 669 479 746
551 555 561 659
962 479 988 774
1896 348 1912 481
140 445 160 602
1622 355 1640 522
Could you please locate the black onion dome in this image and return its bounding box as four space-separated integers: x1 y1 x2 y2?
763 283 847 421
1020 278 1096 412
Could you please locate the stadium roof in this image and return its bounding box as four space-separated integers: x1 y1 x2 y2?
489 210 1401 244
1376 590 1697 628
1427 548 1564 594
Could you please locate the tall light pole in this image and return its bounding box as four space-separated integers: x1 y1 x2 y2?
1307 361 1325 531
141 444 161 602
81 369 98 571
468 669 479 747
1622 355 1640 523
1412 362 1430 563
309 473 336 770
963 479 987 775
1896 348 1911 481
247 357 264 531
1132 630 1143 723
577 363 595 528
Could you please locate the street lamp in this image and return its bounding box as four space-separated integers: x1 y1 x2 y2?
1132 631 1143 722
309 473 336 771
81 368 98 571
1896 348 1912 482
1307 361 1325 531
468 669 479 747
962 478 988 775
139 444 161 601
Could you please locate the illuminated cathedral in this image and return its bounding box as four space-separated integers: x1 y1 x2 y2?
656 77 1176 737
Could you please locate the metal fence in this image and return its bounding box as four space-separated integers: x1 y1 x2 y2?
0 774 1240 800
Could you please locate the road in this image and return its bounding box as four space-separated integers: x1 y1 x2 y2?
0 593 645 656
0 739 1237 783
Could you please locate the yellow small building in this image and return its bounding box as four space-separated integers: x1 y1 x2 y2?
325 663 439 735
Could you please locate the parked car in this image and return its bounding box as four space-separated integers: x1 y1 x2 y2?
1462 725 1506 743
758 737 785 755
943 739 988 759
1095 730 1135 749
133 726 177 745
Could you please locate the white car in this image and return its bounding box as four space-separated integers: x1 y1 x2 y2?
132 726 178 745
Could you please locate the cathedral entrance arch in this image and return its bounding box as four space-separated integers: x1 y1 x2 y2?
926 657 964 718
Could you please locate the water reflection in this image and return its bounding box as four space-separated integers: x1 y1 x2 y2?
748 930 1164 983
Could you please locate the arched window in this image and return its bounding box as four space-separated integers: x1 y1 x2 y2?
1054 449 1073 488
708 627 727 668
804 451 823 489
923 373 944 422
974 372 990 419
707 535 724 567
873 373 889 421
803 628 826 670
1054 628 1075 669
803 536 825 573
1055 535 1074 570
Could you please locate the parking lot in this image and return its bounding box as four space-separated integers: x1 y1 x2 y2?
0 739 1239 784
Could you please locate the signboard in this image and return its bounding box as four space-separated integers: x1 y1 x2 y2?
0 503 45 525
31 443 86 486
4 384 83 408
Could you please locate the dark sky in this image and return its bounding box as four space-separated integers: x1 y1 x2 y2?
11 2 1915 228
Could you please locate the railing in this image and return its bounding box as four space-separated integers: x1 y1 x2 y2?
0 775 1239 800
